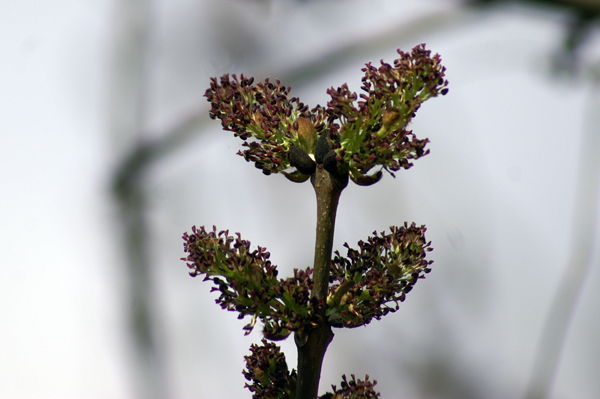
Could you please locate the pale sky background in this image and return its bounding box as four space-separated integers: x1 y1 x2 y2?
2 1 600 398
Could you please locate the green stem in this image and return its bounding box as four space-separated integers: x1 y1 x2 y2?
312 165 344 300
295 164 345 399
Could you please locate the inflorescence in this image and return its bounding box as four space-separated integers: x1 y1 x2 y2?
243 340 380 399
182 226 319 340
182 224 432 335
327 223 433 328
243 339 297 399
204 44 447 185
321 375 380 399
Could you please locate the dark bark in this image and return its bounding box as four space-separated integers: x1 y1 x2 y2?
294 164 346 399
295 321 334 399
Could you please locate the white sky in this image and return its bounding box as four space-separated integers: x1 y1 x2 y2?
2 1 600 398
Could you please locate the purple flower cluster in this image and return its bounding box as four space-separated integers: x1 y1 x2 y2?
326 44 448 181
204 44 447 185
243 339 297 399
182 222 433 335
243 341 380 399
205 74 325 175
182 226 321 339
321 375 380 399
327 223 433 328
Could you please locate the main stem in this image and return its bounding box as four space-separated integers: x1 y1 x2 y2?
295 164 344 399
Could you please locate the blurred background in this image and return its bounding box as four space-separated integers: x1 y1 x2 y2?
2 0 600 398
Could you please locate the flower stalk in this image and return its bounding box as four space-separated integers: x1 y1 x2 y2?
294 163 347 399
311 164 346 301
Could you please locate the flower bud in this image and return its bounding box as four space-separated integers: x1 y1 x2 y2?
315 132 332 165
295 117 317 154
350 170 383 186
381 110 400 126
377 110 403 138
288 146 316 175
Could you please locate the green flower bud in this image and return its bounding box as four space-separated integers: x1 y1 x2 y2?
377 110 403 138
294 117 317 154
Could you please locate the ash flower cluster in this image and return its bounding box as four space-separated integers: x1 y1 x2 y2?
326 223 433 328
182 226 320 340
326 44 448 183
204 44 447 185
321 375 380 399
182 223 433 335
243 339 297 399
205 74 325 176
243 342 380 399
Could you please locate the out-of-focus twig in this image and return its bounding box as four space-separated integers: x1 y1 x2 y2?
524 74 600 399
276 5 471 88
108 0 170 398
